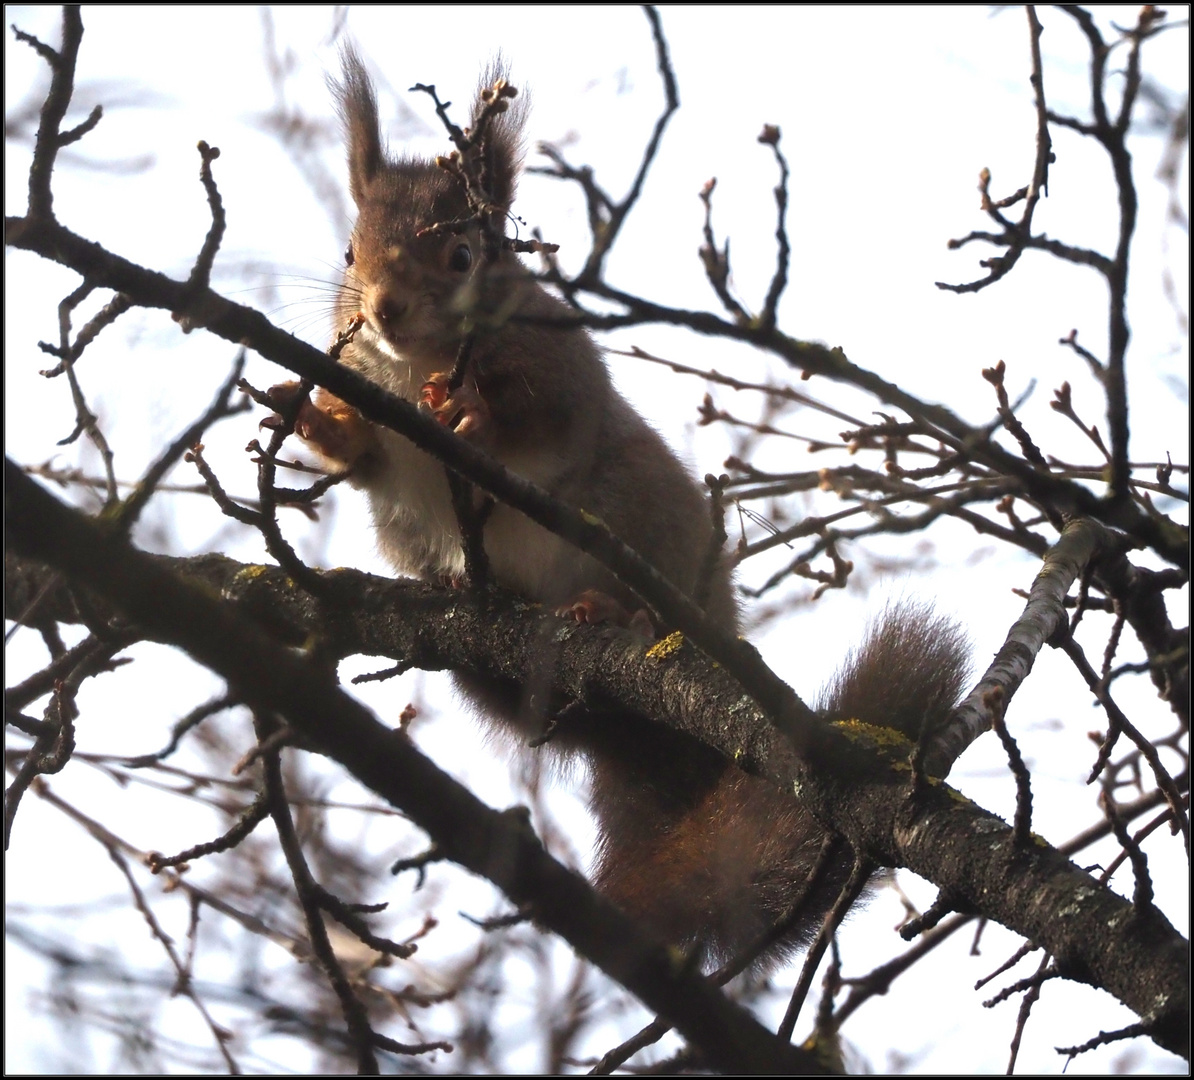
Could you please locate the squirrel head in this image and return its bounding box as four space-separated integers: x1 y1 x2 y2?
334 48 529 360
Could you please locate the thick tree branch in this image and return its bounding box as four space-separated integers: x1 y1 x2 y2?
3 459 822 1076
6 483 1188 1060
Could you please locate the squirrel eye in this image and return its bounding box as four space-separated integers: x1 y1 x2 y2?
343 242 354 268
448 242 473 273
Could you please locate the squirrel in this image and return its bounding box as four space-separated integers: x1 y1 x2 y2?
278 50 971 968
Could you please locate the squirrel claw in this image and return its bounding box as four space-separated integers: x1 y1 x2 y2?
419 374 451 412
268 384 374 467
260 380 309 431
419 374 489 438
556 589 656 641
258 380 305 437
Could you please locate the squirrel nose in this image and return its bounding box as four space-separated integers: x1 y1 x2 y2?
373 293 408 330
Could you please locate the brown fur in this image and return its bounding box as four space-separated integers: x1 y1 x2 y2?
296 52 970 968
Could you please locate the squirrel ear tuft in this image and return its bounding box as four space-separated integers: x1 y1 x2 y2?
473 55 528 212
335 45 385 204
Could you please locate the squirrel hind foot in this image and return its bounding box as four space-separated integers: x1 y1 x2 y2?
556 589 655 640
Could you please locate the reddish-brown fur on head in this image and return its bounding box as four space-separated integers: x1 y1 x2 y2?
333 49 533 360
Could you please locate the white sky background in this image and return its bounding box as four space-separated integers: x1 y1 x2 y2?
4 4 1189 1074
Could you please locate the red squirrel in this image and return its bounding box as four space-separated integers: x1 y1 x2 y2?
282 50 970 966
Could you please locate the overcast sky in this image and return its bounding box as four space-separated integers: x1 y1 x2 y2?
5 6 1188 1074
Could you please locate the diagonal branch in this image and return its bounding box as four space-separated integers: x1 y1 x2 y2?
5 498 1189 1061
3 458 823 1076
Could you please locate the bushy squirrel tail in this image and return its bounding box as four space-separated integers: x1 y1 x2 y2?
818 600 970 738
593 600 971 969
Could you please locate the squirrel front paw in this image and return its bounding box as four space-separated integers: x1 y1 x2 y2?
266 382 375 468
419 373 490 439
